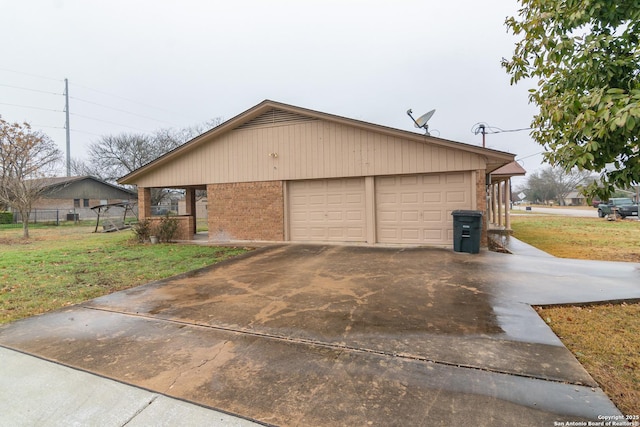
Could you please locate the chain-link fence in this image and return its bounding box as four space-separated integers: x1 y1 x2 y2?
1 210 80 227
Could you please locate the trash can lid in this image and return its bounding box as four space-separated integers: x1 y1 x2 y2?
451 210 483 217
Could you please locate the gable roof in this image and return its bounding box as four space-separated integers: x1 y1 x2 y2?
119 100 516 184
32 176 137 197
491 161 527 177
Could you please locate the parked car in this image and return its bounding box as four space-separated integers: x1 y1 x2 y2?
597 198 638 218
591 199 601 208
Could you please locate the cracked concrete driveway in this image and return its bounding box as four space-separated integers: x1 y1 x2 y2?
1 244 639 426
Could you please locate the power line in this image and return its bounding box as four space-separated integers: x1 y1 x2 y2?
32 124 65 130
0 67 62 82
1 72 193 125
70 81 186 118
471 122 532 135
71 129 103 137
70 112 149 131
0 83 62 96
70 96 176 126
516 151 544 161
0 101 63 113
35 123 103 137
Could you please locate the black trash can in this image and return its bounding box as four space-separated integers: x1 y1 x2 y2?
451 210 483 254
66 213 79 221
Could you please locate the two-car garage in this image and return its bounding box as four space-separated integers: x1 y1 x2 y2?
288 171 473 246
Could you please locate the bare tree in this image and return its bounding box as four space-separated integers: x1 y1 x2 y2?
0 118 62 238
68 157 100 177
521 166 595 205
76 118 223 206
86 133 156 182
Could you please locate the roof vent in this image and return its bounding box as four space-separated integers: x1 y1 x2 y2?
236 108 316 130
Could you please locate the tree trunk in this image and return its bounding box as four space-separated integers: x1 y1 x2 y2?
20 210 30 239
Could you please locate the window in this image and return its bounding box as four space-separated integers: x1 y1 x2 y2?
83 199 90 207
73 199 80 208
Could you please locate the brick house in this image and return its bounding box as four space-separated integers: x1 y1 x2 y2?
119 100 519 247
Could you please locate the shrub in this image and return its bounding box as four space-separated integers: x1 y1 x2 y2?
156 214 178 243
131 219 152 243
0 212 13 224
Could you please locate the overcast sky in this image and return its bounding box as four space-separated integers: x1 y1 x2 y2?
1 0 541 185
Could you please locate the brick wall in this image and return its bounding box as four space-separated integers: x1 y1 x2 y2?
147 215 194 241
138 188 151 219
476 170 488 247
207 181 284 241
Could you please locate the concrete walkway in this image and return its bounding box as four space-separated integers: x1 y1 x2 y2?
1 240 639 426
0 347 260 427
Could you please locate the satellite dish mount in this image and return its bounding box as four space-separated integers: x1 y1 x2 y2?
407 108 435 136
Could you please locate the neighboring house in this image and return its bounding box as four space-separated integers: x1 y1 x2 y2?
119 100 519 247
31 176 137 220
178 197 207 218
563 191 586 206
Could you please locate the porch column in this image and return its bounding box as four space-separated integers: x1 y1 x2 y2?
138 187 151 219
505 179 512 230
185 188 197 235
487 183 493 224
497 181 503 227
492 182 498 224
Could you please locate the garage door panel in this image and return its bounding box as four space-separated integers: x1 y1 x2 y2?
424 229 444 240
401 211 420 221
400 175 419 185
378 210 397 221
446 191 467 203
289 178 366 242
423 175 441 184
423 192 442 202
376 172 472 245
423 210 443 222
326 194 342 205
401 229 420 240
346 211 363 221
326 211 344 221
401 192 419 203
378 193 397 204
446 173 465 184
377 228 394 238
345 193 363 203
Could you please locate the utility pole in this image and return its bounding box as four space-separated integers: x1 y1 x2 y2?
64 78 71 177
479 124 486 148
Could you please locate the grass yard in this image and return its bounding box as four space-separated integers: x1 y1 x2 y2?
511 215 640 415
0 224 247 324
510 215 640 262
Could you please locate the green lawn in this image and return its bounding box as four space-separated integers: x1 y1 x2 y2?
0 224 247 324
511 215 640 262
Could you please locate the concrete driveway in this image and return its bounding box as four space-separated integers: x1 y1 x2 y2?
1 244 640 426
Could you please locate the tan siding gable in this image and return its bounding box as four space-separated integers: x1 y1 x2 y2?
133 119 487 187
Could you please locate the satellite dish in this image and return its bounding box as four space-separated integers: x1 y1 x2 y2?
407 108 436 136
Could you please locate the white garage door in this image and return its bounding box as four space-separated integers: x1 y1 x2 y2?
376 172 472 245
289 178 367 242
